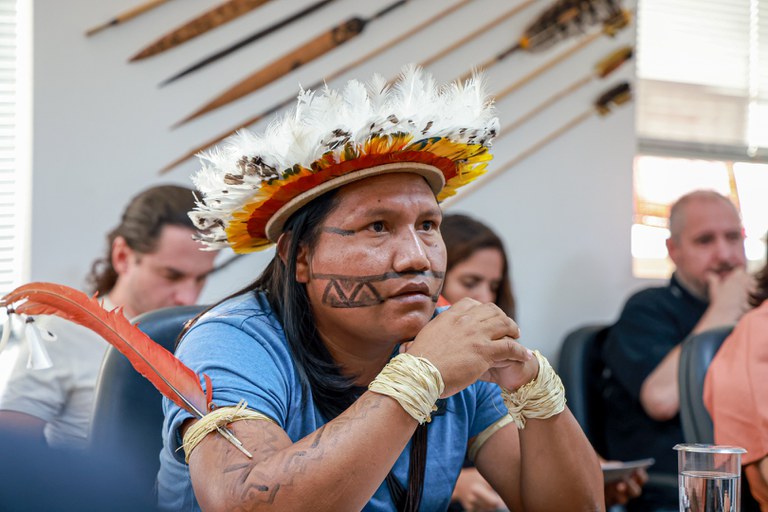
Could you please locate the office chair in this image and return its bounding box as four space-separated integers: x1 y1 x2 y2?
89 304 207 497
559 323 684 510
678 325 760 511
557 324 610 454
677 325 733 444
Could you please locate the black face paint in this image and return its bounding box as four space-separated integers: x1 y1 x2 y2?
321 226 355 237
311 270 445 308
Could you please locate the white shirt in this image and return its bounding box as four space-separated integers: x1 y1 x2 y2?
0 299 115 450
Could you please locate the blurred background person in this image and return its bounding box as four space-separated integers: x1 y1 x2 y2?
0 185 218 450
441 213 516 318
602 190 754 511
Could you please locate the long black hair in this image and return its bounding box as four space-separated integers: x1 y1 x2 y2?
185 189 355 420
259 190 361 420
185 188 427 510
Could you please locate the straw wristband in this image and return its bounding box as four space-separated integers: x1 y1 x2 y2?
501 350 566 429
368 353 445 424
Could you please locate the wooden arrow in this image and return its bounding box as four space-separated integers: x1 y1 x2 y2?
130 0 274 61
499 45 632 136
85 0 173 37
174 0 409 128
445 81 632 205
159 0 536 174
492 8 630 99
457 0 624 83
419 0 538 69
160 0 338 86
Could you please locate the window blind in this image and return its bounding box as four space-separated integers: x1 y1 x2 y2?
0 0 23 296
636 0 768 160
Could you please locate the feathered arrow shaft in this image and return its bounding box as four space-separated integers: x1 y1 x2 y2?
1 282 251 457
159 0 521 173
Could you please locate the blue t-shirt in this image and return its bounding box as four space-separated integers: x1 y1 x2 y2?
158 291 507 512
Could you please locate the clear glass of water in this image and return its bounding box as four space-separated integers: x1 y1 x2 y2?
674 444 746 512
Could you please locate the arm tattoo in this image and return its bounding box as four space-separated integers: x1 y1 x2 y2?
220 394 391 507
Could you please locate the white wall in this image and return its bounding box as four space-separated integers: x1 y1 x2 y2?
30 0 655 359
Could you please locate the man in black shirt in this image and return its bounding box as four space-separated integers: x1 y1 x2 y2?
602 190 755 511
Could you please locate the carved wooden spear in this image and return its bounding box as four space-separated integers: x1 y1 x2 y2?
173 0 409 128
445 81 632 205
159 0 536 174
130 0 274 61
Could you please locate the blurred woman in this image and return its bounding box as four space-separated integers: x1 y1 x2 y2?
441 214 515 318
441 214 516 512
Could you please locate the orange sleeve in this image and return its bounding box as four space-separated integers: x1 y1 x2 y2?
704 302 768 466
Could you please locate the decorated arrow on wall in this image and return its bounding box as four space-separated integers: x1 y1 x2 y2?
173 0 410 127
130 0 275 61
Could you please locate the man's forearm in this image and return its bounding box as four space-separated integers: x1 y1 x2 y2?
477 410 604 512
640 345 681 421
189 392 418 512
641 294 749 422
517 411 603 511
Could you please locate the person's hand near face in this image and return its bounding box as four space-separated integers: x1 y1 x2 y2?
298 173 537 398
409 297 532 397
703 267 757 328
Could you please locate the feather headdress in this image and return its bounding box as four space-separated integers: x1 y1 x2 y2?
190 64 499 253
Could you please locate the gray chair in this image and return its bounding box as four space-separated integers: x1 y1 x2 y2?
678 325 760 511
89 304 207 498
560 324 683 510
557 324 610 454
677 325 733 443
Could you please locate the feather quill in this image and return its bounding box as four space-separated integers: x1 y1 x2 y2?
1 282 252 457
0 282 209 416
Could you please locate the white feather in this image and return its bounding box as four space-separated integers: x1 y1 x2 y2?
190 65 498 249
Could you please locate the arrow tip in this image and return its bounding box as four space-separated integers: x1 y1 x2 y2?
158 67 188 87
128 53 143 63
85 17 118 37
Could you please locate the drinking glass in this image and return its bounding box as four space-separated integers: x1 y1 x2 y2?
674 443 746 512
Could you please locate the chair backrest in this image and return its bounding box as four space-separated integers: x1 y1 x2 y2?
678 325 763 511
557 324 610 454
678 325 733 444
89 304 207 496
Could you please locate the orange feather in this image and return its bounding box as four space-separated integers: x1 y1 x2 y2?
1 282 209 417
